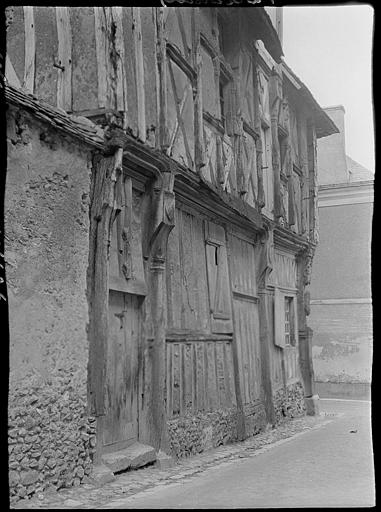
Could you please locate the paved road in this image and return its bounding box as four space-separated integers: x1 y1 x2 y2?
100 399 374 509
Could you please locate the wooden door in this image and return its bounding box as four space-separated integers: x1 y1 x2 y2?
229 233 262 405
101 290 141 454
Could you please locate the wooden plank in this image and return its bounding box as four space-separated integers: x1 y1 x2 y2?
179 342 185 416
175 8 190 59
191 214 210 332
112 7 128 114
192 8 205 174
88 155 116 417
172 343 180 415
156 7 169 149
184 343 193 413
93 8 107 108
132 7 146 141
22 6 35 93
56 7 72 111
166 342 173 416
196 343 205 411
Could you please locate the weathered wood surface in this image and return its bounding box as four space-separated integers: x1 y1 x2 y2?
229 233 262 405
132 7 146 142
166 208 210 332
22 6 35 93
56 7 72 111
165 339 236 417
88 155 115 417
102 291 140 452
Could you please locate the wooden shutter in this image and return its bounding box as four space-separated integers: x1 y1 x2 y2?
290 296 298 347
205 221 233 333
274 287 285 348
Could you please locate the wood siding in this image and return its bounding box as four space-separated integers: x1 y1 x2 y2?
229 234 262 405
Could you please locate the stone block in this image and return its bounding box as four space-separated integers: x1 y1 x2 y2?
155 450 175 470
20 470 39 486
102 443 156 473
91 464 115 485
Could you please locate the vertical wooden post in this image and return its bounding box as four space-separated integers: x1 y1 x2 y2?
307 119 319 243
258 289 276 424
156 7 169 151
269 66 283 222
256 228 276 425
141 171 176 452
253 53 265 210
111 7 128 116
132 7 146 142
87 155 116 418
296 245 318 413
191 8 205 175
56 7 72 111
94 7 108 109
23 6 35 93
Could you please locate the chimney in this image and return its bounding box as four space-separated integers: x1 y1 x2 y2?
317 105 349 185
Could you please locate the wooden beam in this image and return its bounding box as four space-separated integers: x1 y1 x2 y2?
132 7 146 142
56 7 72 111
23 6 35 93
94 7 108 109
111 7 128 115
156 7 169 150
192 8 205 175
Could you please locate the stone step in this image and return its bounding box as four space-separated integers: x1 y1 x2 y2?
101 442 156 474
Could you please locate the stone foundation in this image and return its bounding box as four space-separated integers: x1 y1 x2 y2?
8 375 96 504
167 402 268 460
167 408 239 459
273 381 306 424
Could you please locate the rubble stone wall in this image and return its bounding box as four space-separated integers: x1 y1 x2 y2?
167 402 267 460
6 107 94 504
273 381 306 424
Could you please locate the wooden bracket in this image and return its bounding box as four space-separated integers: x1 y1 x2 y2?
257 226 275 290
143 170 176 266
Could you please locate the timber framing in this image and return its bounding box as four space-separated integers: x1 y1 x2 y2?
5 83 264 238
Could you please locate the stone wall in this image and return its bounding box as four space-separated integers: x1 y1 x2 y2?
167 402 268 460
167 408 239 459
6 106 94 504
273 381 306 424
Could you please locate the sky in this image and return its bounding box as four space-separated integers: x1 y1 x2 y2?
282 4 374 173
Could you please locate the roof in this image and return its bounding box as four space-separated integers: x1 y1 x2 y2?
346 155 374 182
280 60 339 139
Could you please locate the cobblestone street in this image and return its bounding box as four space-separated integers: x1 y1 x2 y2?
11 399 374 509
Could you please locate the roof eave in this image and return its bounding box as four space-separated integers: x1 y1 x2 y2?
281 60 339 139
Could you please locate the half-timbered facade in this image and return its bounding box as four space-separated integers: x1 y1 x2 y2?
5 6 338 501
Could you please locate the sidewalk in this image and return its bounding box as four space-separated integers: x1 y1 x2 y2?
11 399 373 509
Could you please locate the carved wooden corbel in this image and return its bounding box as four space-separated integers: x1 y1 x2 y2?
257 226 275 289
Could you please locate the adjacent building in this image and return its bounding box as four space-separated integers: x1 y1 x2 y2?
309 105 374 399
5 6 337 503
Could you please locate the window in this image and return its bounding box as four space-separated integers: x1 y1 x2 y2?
284 297 292 346
274 289 297 348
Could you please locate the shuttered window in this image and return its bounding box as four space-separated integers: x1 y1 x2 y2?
274 289 298 348
205 221 233 333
